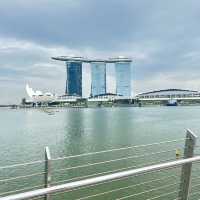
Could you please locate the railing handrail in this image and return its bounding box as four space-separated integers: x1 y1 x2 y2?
51 138 186 161
0 138 186 170
1 155 200 200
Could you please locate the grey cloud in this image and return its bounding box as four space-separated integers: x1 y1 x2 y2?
1 0 200 103
0 0 199 49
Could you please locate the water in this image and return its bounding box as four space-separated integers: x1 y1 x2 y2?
1 107 200 199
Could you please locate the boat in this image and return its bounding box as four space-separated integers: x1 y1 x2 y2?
166 99 177 106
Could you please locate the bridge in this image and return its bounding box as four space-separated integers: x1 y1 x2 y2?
138 96 200 101
136 89 200 105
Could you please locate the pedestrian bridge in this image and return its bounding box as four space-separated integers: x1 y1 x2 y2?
136 88 200 102
138 96 200 101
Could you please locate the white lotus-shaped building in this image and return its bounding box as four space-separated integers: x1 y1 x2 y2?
26 84 55 102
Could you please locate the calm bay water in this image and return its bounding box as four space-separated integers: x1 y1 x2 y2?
1 107 200 199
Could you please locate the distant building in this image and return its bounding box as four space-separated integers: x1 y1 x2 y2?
91 61 106 97
52 56 133 98
25 84 55 103
109 57 132 97
25 84 82 104
66 61 82 96
136 89 200 99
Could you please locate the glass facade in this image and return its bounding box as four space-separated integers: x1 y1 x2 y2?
91 62 106 97
66 62 82 96
115 62 132 97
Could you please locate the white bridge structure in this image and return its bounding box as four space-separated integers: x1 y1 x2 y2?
136 89 200 101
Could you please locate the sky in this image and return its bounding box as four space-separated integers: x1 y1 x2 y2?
1 0 200 104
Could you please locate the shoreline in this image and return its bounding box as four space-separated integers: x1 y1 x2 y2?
2 103 200 109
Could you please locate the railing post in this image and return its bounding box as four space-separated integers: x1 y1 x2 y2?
178 129 197 200
45 147 51 200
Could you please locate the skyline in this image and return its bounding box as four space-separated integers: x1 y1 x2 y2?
53 56 133 98
1 0 200 104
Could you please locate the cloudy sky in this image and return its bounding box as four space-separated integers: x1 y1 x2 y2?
1 0 200 104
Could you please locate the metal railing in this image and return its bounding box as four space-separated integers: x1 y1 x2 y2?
1 156 200 200
0 129 199 200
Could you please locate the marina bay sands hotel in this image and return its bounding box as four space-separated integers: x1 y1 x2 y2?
52 56 133 98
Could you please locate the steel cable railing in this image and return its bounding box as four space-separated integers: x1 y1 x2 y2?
0 172 45 183
52 149 180 173
0 138 185 173
50 139 184 189
188 191 200 199
0 149 183 199
191 183 200 190
29 196 44 200
0 154 181 198
51 157 181 186
145 190 179 200
191 167 200 172
0 156 178 188
191 175 200 180
0 134 194 200
72 177 180 200
51 138 187 162
55 174 181 200
0 161 45 198
50 172 181 198
115 182 180 200
0 184 44 197
1 155 198 200
0 160 45 170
